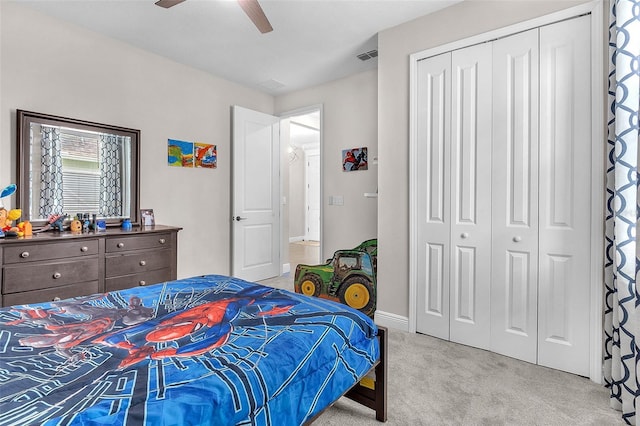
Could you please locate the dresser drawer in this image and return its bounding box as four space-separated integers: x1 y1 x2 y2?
3 239 99 264
106 233 172 253
105 249 171 277
105 268 172 292
3 258 99 293
3 280 100 306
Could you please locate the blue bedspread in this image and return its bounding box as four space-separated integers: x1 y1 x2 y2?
0 275 379 425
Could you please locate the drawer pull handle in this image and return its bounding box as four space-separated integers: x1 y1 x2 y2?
139 280 147 286
140 260 146 266
20 251 30 258
53 297 61 302
53 272 62 279
159 238 166 244
117 242 125 248
81 246 88 252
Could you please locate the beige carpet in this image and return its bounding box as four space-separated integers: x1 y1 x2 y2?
259 275 623 425
314 329 624 425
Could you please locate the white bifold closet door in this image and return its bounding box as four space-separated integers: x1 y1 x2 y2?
536 16 591 375
415 15 591 376
415 42 492 349
490 28 540 365
449 44 493 350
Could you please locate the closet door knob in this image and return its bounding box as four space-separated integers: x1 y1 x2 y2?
513 236 522 242
461 232 469 239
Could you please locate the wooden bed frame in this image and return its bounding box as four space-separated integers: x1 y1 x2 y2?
306 325 388 423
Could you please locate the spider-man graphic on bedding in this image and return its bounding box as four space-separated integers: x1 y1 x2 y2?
0 275 379 426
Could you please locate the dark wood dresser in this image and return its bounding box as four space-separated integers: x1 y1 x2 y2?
0 225 181 307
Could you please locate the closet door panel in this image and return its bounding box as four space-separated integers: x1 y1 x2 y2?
416 52 452 339
491 29 539 363
449 43 492 349
538 15 591 376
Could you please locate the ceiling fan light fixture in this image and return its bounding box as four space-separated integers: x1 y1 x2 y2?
155 0 186 9
237 0 274 34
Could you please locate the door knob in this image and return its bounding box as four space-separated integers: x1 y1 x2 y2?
513 236 522 242
461 232 469 239
235 216 247 221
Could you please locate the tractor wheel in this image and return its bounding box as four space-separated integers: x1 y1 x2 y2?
338 276 374 316
299 274 322 297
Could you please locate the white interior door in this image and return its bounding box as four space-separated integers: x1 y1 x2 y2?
537 15 591 376
306 153 320 242
415 51 452 340
490 28 539 363
449 43 493 350
231 105 280 282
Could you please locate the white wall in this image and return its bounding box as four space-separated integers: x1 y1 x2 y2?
0 2 274 279
376 0 592 318
275 70 378 259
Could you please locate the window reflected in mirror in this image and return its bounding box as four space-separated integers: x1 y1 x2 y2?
17 110 140 227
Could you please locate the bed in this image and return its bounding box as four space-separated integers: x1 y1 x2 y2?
0 274 387 425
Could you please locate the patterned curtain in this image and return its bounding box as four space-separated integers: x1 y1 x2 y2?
39 126 64 217
99 133 123 217
604 0 640 424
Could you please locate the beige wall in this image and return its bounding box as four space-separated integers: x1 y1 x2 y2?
376 0 591 318
0 2 274 279
1 0 594 318
276 70 378 260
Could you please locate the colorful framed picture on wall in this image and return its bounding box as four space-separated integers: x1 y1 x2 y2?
168 139 194 167
195 143 217 168
342 147 368 171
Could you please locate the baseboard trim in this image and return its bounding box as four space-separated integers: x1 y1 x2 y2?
374 310 409 332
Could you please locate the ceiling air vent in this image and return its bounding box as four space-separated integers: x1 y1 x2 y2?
357 49 378 61
259 79 286 91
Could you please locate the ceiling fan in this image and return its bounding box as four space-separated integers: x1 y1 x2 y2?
155 0 273 34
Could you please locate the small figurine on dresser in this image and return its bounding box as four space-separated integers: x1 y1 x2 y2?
0 184 22 238
50 214 68 232
33 213 67 233
70 218 83 234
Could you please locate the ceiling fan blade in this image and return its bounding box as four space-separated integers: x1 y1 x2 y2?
237 0 273 34
155 0 186 9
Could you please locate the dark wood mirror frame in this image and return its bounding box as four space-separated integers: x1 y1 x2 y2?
16 110 140 228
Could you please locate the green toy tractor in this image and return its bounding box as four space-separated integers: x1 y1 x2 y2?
294 239 377 317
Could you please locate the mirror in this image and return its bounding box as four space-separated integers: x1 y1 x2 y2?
17 110 140 227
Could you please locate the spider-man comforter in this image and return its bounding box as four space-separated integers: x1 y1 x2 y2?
0 275 379 425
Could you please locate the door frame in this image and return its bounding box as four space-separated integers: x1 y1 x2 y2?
304 150 320 242
278 104 324 272
408 1 604 382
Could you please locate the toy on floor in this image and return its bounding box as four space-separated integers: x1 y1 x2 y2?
294 239 377 318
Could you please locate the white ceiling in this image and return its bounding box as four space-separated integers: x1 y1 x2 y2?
13 0 460 95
